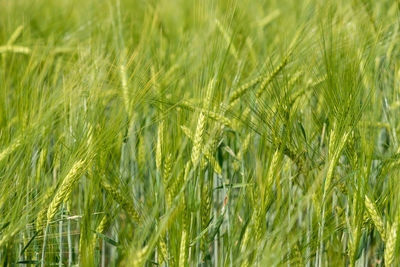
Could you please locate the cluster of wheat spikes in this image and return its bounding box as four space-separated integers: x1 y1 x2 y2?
1 0 400 266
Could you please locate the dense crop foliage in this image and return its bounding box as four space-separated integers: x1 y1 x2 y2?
1 0 400 266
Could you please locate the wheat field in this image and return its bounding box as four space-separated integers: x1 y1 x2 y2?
1 0 400 266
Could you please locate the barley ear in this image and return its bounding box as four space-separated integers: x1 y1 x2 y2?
130 245 148 267
385 219 398 267
364 195 386 241
47 160 86 223
36 187 55 232
120 64 130 113
0 139 21 163
191 112 206 166
191 79 214 166
163 153 172 185
240 227 250 264
267 149 281 188
181 125 221 174
179 229 187 267
97 214 110 234
254 206 263 242
7 25 24 45
156 121 164 172
92 214 110 248
229 75 264 103
158 237 168 264
324 131 349 194
255 55 289 98
101 182 140 223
